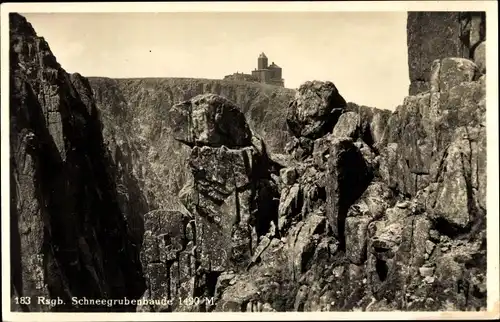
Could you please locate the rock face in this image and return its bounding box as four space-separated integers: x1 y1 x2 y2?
150 50 486 311
9 13 145 312
202 12 486 311
136 94 280 312
407 12 486 95
9 11 488 313
88 76 295 220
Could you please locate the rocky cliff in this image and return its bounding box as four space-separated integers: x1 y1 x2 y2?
173 71 486 312
407 12 486 95
86 77 295 213
9 11 487 313
9 13 145 312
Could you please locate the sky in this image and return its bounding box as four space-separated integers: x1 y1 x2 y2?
22 12 410 110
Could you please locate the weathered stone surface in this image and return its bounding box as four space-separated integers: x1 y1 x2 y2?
332 111 361 139
370 221 404 260
278 183 302 233
249 236 272 268
213 238 293 312
407 12 463 94
467 13 486 49
344 102 393 151
180 144 278 271
428 126 485 229
167 93 252 148
348 182 394 220
473 41 486 74
354 140 378 172
407 12 486 95
286 214 327 280
379 56 485 198
409 81 430 96
189 145 255 200
287 81 346 139
142 210 189 263
325 138 372 243
10 13 145 312
438 58 478 92
285 136 316 161
380 93 434 194
280 167 297 186
345 217 371 265
419 266 434 277
269 153 293 169
312 134 333 170
345 182 394 264
294 284 310 311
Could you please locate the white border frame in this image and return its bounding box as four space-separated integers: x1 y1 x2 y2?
1 1 498 321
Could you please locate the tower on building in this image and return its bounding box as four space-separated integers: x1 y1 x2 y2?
223 52 284 87
258 52 268 70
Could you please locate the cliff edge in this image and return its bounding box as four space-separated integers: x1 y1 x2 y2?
9 13 145 312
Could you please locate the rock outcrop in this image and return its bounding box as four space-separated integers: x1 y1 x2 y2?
88 77 295 220
286 81 346 139
168 94 253 148
137 94 280 312
407 12 486 95
212 56 486 311
9 13 145 312
148 53 486 311
9 11 488 313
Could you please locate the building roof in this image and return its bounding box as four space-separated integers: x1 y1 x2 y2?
259 52 267 59
269 62 281 69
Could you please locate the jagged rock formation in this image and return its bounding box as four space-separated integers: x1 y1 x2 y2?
9 13 145 312
136 94 280 312
407 12 486 95
87 77 295 214
138 57 486 311
9 11 487 313
208 60 486 311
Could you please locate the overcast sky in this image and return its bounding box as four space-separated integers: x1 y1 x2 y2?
21 12 409 110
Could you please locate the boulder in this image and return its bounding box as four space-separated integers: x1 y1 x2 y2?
286 81 346 139
182 144 277 271
167 93 252 148
344 102 392 149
